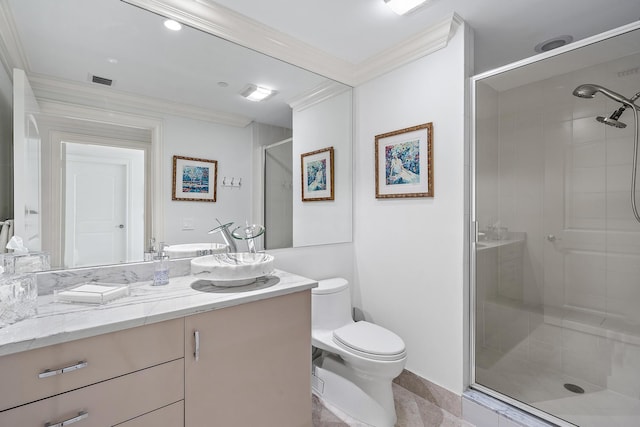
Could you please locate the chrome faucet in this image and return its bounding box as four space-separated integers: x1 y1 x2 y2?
231 222 265 254
207 219 237 253
208 219 266 254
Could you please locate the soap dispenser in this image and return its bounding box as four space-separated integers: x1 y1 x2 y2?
153 242 170 286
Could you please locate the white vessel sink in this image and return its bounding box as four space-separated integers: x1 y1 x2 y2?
191 253 275 287
165 243 227 258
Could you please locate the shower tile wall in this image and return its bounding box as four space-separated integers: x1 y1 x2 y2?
475 52 640 401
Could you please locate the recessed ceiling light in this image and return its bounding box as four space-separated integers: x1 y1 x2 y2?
163 19 182 31
534 35 573 53
240 84 277 102
384 0 430 15
217 81 229 88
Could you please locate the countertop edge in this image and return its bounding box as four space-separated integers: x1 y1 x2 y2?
0 271 317 357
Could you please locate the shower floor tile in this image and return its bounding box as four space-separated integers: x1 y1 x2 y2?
477 347 640 427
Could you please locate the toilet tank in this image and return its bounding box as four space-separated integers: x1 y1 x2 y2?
311 278 353 330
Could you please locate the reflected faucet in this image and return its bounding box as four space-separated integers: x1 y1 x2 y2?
208 219 266 253
208 220 237 253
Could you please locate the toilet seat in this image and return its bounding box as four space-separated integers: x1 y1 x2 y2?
332 321 406 362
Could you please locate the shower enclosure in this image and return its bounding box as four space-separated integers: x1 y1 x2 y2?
471 23 640 426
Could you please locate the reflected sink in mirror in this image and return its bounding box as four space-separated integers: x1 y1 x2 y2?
165 243 227 259
190 253 275 287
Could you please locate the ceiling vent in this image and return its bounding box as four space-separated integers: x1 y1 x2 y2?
90 74 114 86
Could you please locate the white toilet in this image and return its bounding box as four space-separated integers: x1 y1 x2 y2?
311 278 407 427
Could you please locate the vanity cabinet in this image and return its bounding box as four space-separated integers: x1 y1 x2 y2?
0 285 313 426
0 318 184 426
184 290 312 427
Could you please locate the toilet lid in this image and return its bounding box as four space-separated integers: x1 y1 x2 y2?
332 321 406 361
312 277 349 295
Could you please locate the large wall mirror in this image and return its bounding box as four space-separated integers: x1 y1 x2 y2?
0 0 352 270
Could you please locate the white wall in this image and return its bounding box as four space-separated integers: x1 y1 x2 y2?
353 23 469 394
0 65 12 221
162 116 253 247
271 242 354 285
292 90 353 247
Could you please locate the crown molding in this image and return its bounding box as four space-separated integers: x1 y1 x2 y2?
353 13 462 85
288 80 352 112
0 0 28 79
122 0 357 84
123 0 460 87
28 74 253 127
2 0 460 104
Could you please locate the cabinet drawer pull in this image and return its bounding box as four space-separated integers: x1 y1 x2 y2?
194 330 200 362
45 411 88 426
38 361 88 379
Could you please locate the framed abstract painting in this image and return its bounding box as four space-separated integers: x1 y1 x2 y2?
301 147 334 202
172 155 217 202
375 122 433 198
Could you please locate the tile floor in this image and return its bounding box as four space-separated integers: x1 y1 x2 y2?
312 383 475 427
476 347 640 427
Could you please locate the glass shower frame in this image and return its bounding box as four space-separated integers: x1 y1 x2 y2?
470 21 640 427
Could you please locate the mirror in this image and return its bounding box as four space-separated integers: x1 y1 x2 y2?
0 0 352 270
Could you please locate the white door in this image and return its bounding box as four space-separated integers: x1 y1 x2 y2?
64 160 127 267
12 69 41 251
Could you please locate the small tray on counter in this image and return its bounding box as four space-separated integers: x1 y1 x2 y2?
54 283 130 305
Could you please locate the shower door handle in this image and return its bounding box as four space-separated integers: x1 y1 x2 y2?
546 234 560 242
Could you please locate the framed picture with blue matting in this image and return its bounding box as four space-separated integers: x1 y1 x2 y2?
301 147 334 202
375 122 433 199
172 155 217 202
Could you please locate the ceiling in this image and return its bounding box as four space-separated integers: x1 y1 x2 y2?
6 0 331 128
4 0 640 129
210 0 640 73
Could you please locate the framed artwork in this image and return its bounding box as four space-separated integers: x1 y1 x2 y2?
301 147 334 202
375 122 433 198
172 155 217 202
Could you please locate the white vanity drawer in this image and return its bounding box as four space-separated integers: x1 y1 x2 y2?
115 400 184 427
0 358 184 426
0 318 184 411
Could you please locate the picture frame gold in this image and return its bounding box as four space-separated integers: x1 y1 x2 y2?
172 155 218 202
301 147 334 202
375 123 433 198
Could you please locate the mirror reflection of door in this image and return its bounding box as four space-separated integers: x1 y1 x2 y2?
24 114 42 251
264 138 293 249
12 69 41 251
61 141 145 268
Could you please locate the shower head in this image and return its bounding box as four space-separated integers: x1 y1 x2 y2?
574 85 640 128
596 105 628 128
572 84 633 106
596 115 627 128
573 84 599 99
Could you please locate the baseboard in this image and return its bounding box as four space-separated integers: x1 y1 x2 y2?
393 369 462 417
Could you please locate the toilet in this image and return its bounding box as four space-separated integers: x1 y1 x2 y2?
311 278 407 427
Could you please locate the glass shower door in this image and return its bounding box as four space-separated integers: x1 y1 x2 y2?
473 25 640 427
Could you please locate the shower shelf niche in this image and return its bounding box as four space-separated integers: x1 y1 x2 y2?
476 232 525 251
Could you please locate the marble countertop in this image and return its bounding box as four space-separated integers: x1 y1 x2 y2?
0 269 317 357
